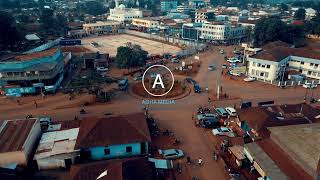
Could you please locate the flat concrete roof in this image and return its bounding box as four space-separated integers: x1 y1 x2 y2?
268 123 320 179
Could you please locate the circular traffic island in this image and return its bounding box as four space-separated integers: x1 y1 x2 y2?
130 80 191 99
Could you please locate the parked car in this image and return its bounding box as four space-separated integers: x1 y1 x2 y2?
133 75 143 81
303 82 317 89
159 149 184 160
185 77 197 85
208 64 215 71
212 127 236 137
225 107 237 116
197 113 218 121
215 107 229 118
227 58 241 63
240 101 252 109
220 49 224 54
243 77 256 82
222 64 228 69
171 58 179 63
200 118 220 128
96 67 109 72
229 71 243 77
194 84 201 93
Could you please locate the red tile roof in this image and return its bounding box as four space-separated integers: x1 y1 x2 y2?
69 158 155 180
75 113 151 149
238 104 316 136
252 42 320 62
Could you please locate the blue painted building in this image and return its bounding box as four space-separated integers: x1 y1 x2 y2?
0 48 66 96
75 113 151 161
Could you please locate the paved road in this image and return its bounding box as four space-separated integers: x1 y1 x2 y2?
1 46 320 180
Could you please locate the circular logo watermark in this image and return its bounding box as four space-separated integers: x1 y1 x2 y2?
142 65 174 97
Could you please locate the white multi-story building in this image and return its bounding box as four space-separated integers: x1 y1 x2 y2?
247 46 320 82
199 22 246 43
195 9 215 23
108 0 143 22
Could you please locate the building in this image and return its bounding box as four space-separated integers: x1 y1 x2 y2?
69 158 156 180
108 1 143 22
160 0 178 12
188 0 205 8
238 20 257 29
182 23 202 41
306 8 316 20
0 47 68 96
194 9 215 23
0 118 41 167
34 128 80 170
237 103 320 138
83 52 110 69
266 123 320 179
132 17 160 29
83 21 122 35
247 42 320 82
199 22 246 44
75 113 151 161
244 142 289 179
176 5 195 15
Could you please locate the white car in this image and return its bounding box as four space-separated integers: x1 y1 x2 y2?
230 71 243 77
225 107 237 116
96 67 109 72
227 58 241 63
208 64 215 71
220 49 224 54
243 77 256 82
159 149 184 160
212 127 236 137
303 82 317 89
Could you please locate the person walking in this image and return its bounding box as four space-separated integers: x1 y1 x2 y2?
34 100 38 108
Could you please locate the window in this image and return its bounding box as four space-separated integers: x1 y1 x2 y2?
308 71 312 75
252 62 256 67
310 63 314 66
265 72 269 78
266 65 270 69
126 146 132 153
261 64 265 68
301 62 304 65
257 63 261 67
104 148 110 155
260 72 264 77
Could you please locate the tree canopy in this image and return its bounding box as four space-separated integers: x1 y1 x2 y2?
0 11 22 51
294 8 306 20
84 1 106 16
253 16 304 47
116 43 148 69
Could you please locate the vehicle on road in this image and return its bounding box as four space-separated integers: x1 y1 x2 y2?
212 127 236 137
225 107 237 116
303 82 317 89
194 84 201 93
227 58 241 63
222 64 228 69
229 70 243 77
185 77 197 85
133 75 143 81
96 67 109 72
215 107 229 118
118 78 128 90
243 77 256 82
159 149 184 160
220 49 224 54
171 58 179 63
208 64 215 71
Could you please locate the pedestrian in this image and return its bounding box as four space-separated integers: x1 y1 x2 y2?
16 99 20 105
198 157 203 166
34 100 38 108
208 97 211 103
41 92 45 99
187 156 192 165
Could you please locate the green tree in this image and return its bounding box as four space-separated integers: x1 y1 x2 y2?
294 8 306 20
280 3 288 11
84 1 106 16
116 44 148 69
40 8 55 30
0 11 22 51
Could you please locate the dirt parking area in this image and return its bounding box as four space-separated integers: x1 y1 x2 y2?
82 34 182 56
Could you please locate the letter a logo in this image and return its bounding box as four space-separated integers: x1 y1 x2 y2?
152 74 165 89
